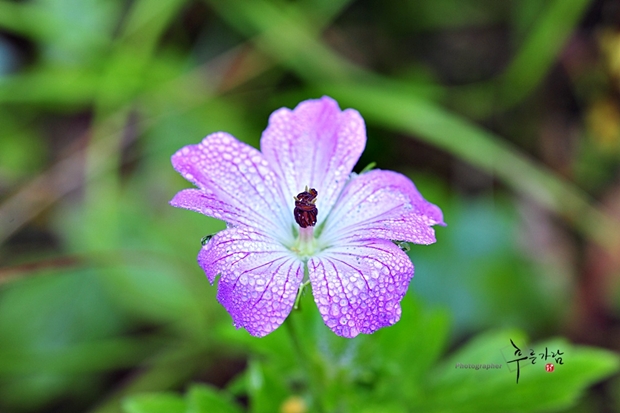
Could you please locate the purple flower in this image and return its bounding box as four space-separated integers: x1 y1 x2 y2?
170 96 444 338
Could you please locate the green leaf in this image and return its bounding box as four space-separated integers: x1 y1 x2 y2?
496 0 591 108
420 330 620 413
374 295 450 401
187 384 243 413
247 359 290 413
122 393 186 413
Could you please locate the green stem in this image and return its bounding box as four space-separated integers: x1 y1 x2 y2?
285 308 325 413
293 280 310 310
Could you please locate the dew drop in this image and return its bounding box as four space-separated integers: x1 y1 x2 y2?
330 304 340 316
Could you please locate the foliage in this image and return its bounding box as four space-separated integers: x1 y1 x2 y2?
121 296 619 413
0 0 619 412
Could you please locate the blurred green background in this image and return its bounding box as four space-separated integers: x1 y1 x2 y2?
1 0 620 412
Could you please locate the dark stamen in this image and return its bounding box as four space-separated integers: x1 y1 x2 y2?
294 188 318 228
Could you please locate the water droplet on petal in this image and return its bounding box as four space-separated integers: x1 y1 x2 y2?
330 303 340 316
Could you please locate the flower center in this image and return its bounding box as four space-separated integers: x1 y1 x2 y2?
292 187 318 258
293 187 318 228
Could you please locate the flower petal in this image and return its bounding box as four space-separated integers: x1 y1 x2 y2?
320 169 444 245
308 239 414 338
260 96 366 226
198 227 304 337
171 132 291 242
170 189 254 230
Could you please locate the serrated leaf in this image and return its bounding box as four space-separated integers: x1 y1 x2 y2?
420 330 620 413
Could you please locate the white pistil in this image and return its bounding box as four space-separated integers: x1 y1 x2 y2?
295 226 316 258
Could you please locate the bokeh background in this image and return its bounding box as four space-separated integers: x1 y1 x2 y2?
1 0 620 412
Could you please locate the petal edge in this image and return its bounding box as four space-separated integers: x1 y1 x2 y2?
260 96 366 226
321 169 444 245
308 239 414 338
171 132 292 242
198 227 304 337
